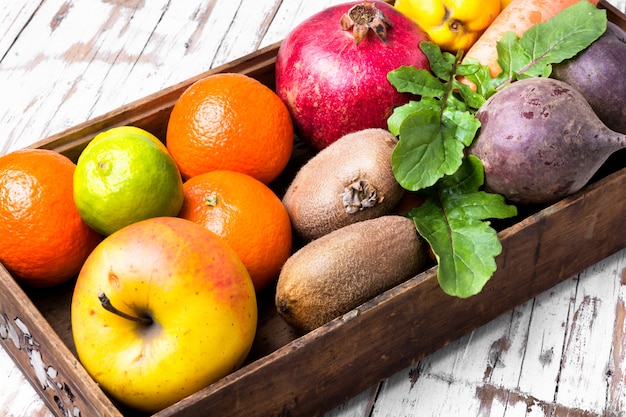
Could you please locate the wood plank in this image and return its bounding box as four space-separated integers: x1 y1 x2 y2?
0 0 170 153
0 2 41 59
0 363 53 417
0 0 349 155
515 278 577 402
325 386 379 417
261 0 352 48
556 251 626 412
609 264 626 413
368 251 626 417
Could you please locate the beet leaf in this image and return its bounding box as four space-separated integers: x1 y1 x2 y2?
468 1 606 94
409 156 517 298
386 1 606 298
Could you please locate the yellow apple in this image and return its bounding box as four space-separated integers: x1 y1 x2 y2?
70 216 257 413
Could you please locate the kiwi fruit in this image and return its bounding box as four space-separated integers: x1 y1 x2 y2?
282 128 405 241
275 215 428 333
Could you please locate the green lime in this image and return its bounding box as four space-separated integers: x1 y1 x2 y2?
74 126 184 236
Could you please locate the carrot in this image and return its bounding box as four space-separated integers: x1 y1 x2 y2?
463 0 600 78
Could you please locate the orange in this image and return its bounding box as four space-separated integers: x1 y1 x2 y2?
178 170 292 291
166 73 294 184
0 149 102 287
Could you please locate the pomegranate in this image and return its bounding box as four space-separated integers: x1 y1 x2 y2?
275 1 430 150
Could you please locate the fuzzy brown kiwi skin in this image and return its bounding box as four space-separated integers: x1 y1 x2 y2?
275 215 428 333
282 128 405 242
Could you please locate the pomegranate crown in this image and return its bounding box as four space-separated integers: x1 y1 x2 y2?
340 1 393 45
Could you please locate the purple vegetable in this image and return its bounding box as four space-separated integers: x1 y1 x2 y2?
469 77 625 205
552 21 626 134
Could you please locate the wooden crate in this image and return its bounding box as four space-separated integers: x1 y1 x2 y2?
1 2 625 416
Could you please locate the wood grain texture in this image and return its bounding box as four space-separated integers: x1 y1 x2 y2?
0 0 348 155
370 250 626 416
0 1 625 416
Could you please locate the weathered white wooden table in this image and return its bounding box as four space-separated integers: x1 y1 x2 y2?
1 1 625 416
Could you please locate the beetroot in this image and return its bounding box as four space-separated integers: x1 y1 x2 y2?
552 21 626 134
275 1 430 150
469 77 626 206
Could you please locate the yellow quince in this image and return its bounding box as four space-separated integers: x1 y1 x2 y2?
394 0 501 52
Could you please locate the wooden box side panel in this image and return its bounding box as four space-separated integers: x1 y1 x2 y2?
154 167 626 417
602 0 626 30
0 265 123 417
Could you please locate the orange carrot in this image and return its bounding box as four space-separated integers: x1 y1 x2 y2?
463 0 600 77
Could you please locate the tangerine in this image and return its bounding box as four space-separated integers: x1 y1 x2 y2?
0 149 102 287
178 170 292 291
165 73 294 184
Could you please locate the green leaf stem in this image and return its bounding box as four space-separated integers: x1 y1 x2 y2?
387 2 607 298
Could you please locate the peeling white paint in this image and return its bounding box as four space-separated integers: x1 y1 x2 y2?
0 313 81 417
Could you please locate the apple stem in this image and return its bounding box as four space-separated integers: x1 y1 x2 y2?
98 291 153 325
